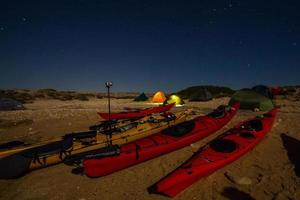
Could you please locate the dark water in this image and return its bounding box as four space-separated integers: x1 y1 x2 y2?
281 133 300 177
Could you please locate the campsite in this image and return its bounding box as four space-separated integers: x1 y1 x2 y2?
1 1 299 199
0 86 300 200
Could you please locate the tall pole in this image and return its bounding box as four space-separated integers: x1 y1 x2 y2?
108 86 111 121
105 81 113 145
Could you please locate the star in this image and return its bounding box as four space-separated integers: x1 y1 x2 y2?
0 27 4 31
22 17 27 21
292 42 297 46
228 0 233 8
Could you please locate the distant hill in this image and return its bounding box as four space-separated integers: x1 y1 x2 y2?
0 89 144 103
177 85 235 99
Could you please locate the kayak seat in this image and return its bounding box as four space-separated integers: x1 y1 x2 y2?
210 139 237 153
21 137 73 158
217 105 230 110
64 130 97 140
0 140 25 150
208 110 225 118
162 120 195 137
241 120 263 131
240 132 256 139
208 106 230 119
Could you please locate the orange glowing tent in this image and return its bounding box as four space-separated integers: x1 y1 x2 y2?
152 91 166 103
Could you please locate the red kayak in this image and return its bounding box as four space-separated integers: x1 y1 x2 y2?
149 108 277 198
83 103 240 178
97 103 175 120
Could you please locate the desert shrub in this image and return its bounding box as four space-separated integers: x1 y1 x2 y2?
115 96 135 99
74 94 89 101
37 88 58 99
287 88 297 94
37 88 57 93
13 93 35 103
0 90 35 103
34 92 45 98
57 92 73 101
95 93 103 99
83 93 95 98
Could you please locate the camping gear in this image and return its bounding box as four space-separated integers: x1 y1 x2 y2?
134 93 149 101
0 109 191 179
229 90 274 111
97 104 174 120
82 103 239 178
252 85 273 99
149 108 277 198
189 88 212 102
0 118 132 157
164 94 185 106
0 98 24 111
152 91 167 103
0 118 138 155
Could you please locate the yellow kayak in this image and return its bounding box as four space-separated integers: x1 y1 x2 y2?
0 109 192 178
0 118 135 158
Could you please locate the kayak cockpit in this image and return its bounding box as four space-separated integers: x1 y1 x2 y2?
162 120 195 137
208 105 231 119
240 119 263 131
210 139 238 153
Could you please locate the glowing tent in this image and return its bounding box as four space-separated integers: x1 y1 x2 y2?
152 91 166 103
164 94 185 106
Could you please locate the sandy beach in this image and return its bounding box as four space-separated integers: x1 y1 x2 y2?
0 97 299 200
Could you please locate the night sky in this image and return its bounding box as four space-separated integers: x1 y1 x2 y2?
0 0 299 92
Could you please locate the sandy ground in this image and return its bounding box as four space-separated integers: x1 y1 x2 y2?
0 98 299 200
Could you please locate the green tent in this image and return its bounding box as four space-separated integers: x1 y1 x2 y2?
164 94 185 106
189 88 212 102
134 93 149 101
229 90 275 111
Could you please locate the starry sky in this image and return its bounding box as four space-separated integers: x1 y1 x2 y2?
0 0 299 92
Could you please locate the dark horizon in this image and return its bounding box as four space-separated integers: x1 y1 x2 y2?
1 0 299 93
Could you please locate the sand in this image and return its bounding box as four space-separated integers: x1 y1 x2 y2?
0 97 299 200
